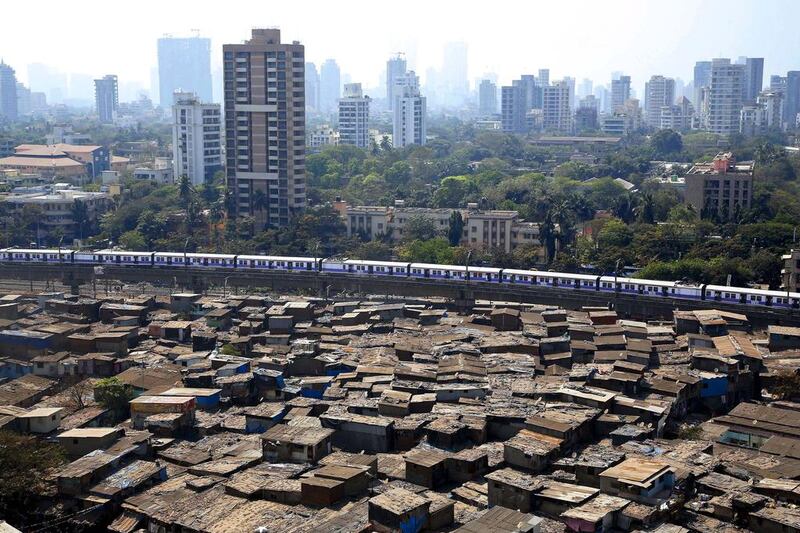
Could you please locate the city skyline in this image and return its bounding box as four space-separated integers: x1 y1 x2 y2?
2 0 798 100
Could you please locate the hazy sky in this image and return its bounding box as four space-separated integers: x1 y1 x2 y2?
2 0 799 95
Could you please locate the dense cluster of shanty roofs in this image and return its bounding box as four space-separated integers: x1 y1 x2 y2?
3 289 800 532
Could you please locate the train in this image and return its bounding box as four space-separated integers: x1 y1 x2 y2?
2 247 799 309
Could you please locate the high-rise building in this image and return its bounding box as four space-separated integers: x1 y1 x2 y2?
758 90 784 130
172 92 222 186
501 84 526 134
0 62 18 121
392 71 426 148
693 61 712 110
305 63 320 111
705 58 744 135
563 76 577 110
742 57 764 104
611 75 631 111
94 75 118 124
785 71 800 130
338 83 370 148
577 78 593 100
157 36 213 108
319 59 341 114
478 79 497 116
16 83 30 116
441 42 468 106
644 75 675 128
537 69 550 87
660 96 694 131
223 28 306 228
542 80 573 134
386 54 407 110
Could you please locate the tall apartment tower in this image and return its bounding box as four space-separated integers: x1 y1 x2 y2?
386 54 407 110
542 80 573 134
157 36 213 108
785 71 800 129
338 83 370 148
644 75 675 128
0 61 18 121
94 75 118 124
172 92 222 186
705 58 744 135
742 57 764 104
223 28 306 228
392 71 426 148
305 63 320 111
611 75 631 111
478 79 497 116
537 69 550 87
319 59 340 114
501 84 526 133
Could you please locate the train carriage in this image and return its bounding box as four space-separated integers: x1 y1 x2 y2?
96 250 155 265
336 260 410 276
409 263 502 282
236 255 318 271
1 248 74 263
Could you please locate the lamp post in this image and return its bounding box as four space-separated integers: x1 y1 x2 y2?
614 258 621 294
183 238 190 267
223 276 230 298
465 250 473 281
57 235 64 262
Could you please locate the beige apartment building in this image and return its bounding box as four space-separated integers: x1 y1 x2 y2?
223 29 306 228
342 201 543 254
685 152 754 217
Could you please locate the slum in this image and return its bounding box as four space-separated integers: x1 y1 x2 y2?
2 289 800 533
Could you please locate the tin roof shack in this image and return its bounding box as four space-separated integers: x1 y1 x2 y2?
320 411 395 453
76 353 129 377
155 321 193 343
769 326 800 352
590 310 618 326
599 458 675 504
554 444 626 488
159 387 222 410
57 427 124 458
0 374 55 407
753 478 800 504
454 505 543 533
301 475 345 507
31 352 76 378
748 506 800 533
504 429 563 472
242 403 287 433
313 463 371 497
205 307 233 330
533 481 600 518
99 303 148 325
17 406 64 434
486 467 543 512
446 447 489 483
261 424 333 463
714 402 800 448
526 406 599 451
492 308 522 331
0 329 55 359
369 487 431 533
404 448 450 488
129 395 195 432
115 365 182 395
169 293 201 314
56 450 124 496
90 459 166 501
558 385 617 410
561 494 631 532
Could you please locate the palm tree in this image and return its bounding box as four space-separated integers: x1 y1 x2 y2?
635 193 656 224
71 200 89 241
252 189 268 229
178 175 192 207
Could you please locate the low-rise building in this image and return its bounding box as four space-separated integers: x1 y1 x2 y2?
343 201 543 254
0 143 110 180
685 152 753 219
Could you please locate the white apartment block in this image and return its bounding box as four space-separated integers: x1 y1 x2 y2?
338 83 370 148
392 71 427 148
172 92 222 186
704 58 744 135
644 76 675 128
308 126 340 151
542 81 573 134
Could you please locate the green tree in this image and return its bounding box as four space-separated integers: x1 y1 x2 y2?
119 230 147 250
636 193 656 224
94 377 135 416
404 214 440 241
71 199 89 241
178 175 192 207
650 129 683 155
448 210 464 246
